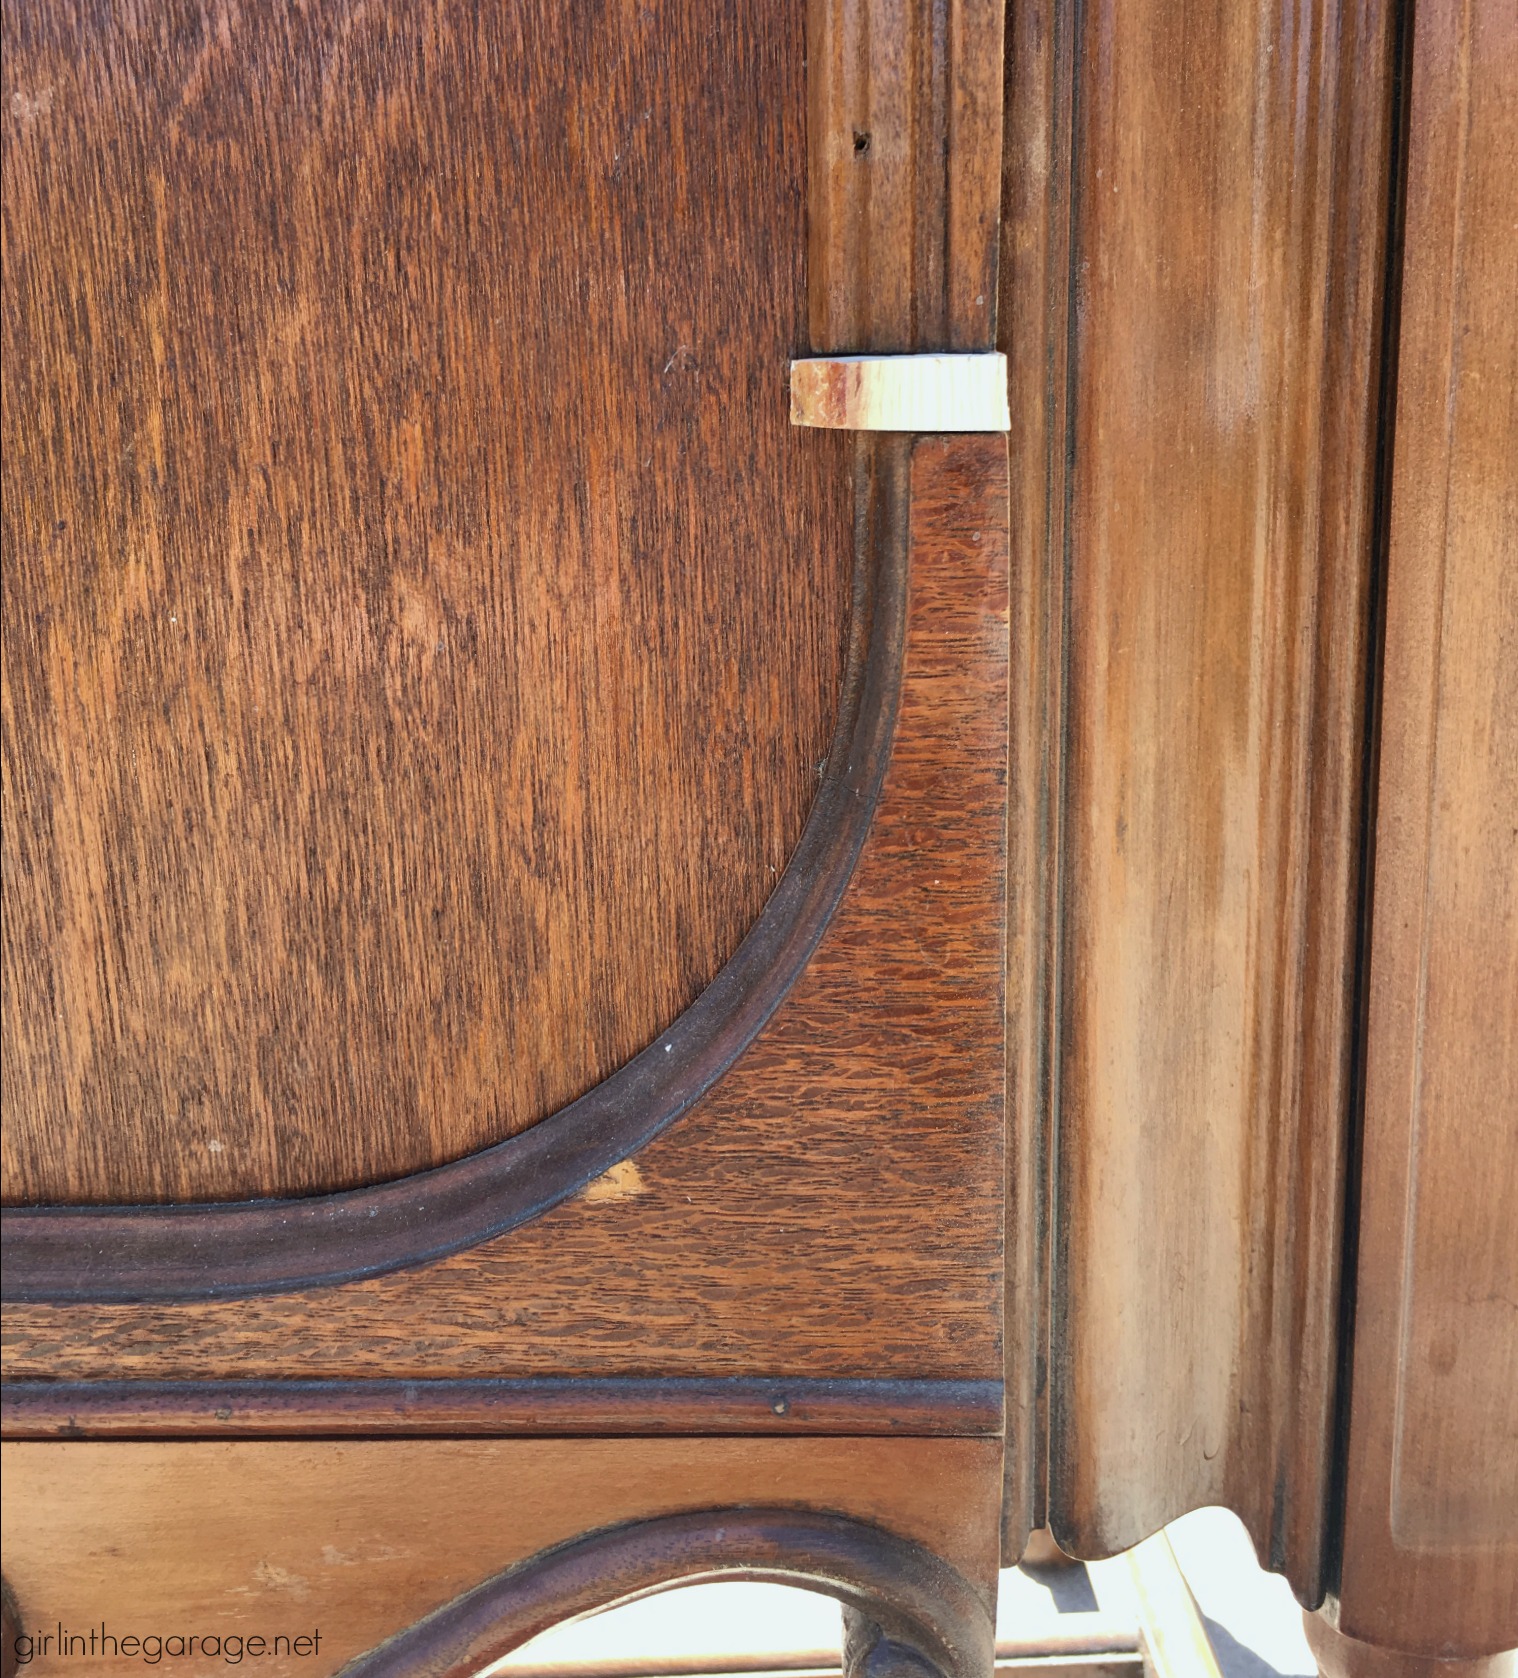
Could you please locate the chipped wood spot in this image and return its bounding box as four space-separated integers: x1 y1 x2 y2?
580 1160 648 1204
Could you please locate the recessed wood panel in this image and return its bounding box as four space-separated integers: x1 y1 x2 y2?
0 0 851 1205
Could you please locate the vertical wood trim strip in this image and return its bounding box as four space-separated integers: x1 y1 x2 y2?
1048 0 1396 1600
999 0 1077 1561
807 0 1004 352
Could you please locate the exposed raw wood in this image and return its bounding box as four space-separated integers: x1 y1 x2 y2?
0 1437 1003 1678
806 0 1004 352
790 356 1010 432
0 0 851 1206
1047 0 1397 1599
1333 0 1518 1655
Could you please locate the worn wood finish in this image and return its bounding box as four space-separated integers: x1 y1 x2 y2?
0 1376 1003 1439
807 0 1004 353
1333 0 1518 1654
1 434 1009 1386
0 0 852 1207
2 434 903 1301
1048 0 1396 1595
0 1436 1003 1678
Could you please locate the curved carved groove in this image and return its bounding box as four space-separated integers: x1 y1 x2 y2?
0 439 910 1305
337 1507 990 1678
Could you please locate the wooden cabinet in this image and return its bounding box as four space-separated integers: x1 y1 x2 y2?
1 0 1513 1673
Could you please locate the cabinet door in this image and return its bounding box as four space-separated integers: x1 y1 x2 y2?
1 1 1006 1410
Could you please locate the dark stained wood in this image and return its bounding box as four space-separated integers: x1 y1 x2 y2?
0 1375 1003 1439
1333 0 1518 1654
2 435 904 1300
0 433 1009 1387
807 0 1004 352
1045 0 1396 1599
0 0 853 1206
0 1436 1003 1677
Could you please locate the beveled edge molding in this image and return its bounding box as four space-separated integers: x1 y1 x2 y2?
0 439 910 1306
0 1375 1004 1440
336 1507 992 1678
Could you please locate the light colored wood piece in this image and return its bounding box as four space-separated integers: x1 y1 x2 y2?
0 1436 1002 1677
1122 1536 1222 1678
1335 0 1518 1655
790 355 1010 432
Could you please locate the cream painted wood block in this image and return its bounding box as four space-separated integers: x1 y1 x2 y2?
790 353 1011 432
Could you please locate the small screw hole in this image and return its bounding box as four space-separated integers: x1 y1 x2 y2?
852 130 871 154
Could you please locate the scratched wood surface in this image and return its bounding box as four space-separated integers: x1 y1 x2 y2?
1334 0 1518 1654
1043 0 1396 1600
0 434 1009 1385
0 1436 1004 1676
0 0 852 1205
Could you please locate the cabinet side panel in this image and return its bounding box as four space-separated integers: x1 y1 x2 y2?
1336 0 1518 1653
1050 0 1394 1596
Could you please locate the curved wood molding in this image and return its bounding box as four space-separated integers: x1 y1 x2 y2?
0 444 909 1306
336 1507 992 1678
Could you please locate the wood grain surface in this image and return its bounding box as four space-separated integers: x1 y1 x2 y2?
1305 1613 1518 1678
1333 0 1518 1654
1 433 1009 1388
2 420 902 1301
1041 0 1396 1599
0 1436 1004 1677
0 0 852 1205
807 0 1004 353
